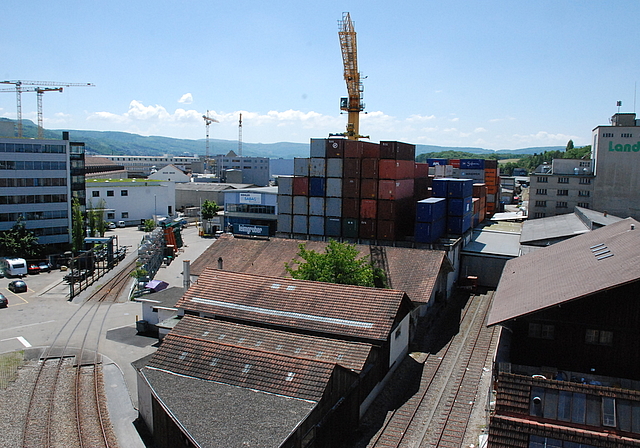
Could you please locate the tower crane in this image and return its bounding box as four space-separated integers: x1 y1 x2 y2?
0 80 94 138
202 111 219 171
331 12 368 140
238 113 243 157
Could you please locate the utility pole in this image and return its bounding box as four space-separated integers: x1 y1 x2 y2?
238 113 243 157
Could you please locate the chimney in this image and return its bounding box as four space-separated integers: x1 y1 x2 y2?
632 224 636 230
218 257 223 270
183 260 191 290
603 211 608 217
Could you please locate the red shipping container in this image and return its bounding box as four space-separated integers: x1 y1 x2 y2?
449 159 460 168
379 141 396 159
415 163 430 178
343 158 361 178
292 176 309 196
473 183 487 199
377 220 396 240
473 197 480 214
360 199 377 219
359 219 376 239
326 139 345 158
379 159 415 179
484 159 498 169
377 200 397 221
360 178 378 199
362 141 380 159
344 140 363 158
378 198 414 221
341 198 360 218
342 177 360 198
414 177 432 201
378 179 415 200
361 158 379 179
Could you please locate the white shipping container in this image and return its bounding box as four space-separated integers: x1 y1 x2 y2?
277 214 293 233
277 176 293 195
310 138 327 158
326 178 342 198
309 197 325 216
277 194 293 214
310 158 326 177
294 158 310 176
326 158 343 178
293 196 309 215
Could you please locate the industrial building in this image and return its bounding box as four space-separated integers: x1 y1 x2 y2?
208 150 270 186
96 154 201 177
222 186 278 236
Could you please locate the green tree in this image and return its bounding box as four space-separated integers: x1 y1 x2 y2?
0 216 41 259
72 198 85 253
143 219 156 232
566 139 574 151
201 200 219 220
285 240 382 287
87 199 107 237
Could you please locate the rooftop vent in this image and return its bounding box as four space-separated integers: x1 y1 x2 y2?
590 243 614 260
286 372 295 382
210 357 219 367
242 364 252 374
270 283 281 289
178 351 188 361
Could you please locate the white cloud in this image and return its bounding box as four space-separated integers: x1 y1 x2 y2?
407 114 436 122
178 93 193 104
489 116 516 123
474 127 487 133
512 130 576 145
450 117 459 122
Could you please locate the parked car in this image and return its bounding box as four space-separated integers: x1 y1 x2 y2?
8 280 27 293
38 261 52 273
117 221 126 228
107 222 116 229
27 264 40 275
0 293 8 307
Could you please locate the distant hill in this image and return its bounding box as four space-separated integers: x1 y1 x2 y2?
0 118 564 159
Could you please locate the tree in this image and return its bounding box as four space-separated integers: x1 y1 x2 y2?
87 199 107 237
143 219 156 232
285 240 383 287
566 139 574 151
72 198 85 253
201 200 219 220
0 216 41 259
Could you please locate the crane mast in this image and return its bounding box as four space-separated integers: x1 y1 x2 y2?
337 12 367 140
202 110 219 172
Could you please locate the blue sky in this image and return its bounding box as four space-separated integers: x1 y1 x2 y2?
2 1 640 150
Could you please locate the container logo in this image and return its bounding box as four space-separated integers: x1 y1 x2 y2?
609 141 640 152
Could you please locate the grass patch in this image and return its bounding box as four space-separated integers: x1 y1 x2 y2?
0 351 25 389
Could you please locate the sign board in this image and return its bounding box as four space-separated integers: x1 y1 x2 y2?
239 193 262 204
233 223 269 237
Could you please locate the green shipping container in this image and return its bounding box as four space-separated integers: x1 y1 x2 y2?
342 218 359 238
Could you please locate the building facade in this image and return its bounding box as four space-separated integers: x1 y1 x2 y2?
528 158 595 219
97 155 201 177
223 186 278 235
210 151 270 186
0 137 74 245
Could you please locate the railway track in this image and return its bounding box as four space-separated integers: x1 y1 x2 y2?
367 291 497 448
19 259 135 448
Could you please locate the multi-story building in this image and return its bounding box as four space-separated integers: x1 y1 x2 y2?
96 155 201 177
210 150 270 186
223 186 278 235
528 158 595 219
0 136 76 246
591 112 640 220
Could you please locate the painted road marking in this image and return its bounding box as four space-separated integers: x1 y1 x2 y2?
0 336 32 347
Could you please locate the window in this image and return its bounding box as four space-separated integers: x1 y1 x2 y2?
121 212 129 219
585 329 613 346
556 201 568 208
395 327 402 339
578 202 590 208
621 133 633 138
534 212 546 218
558 177 569 184
92 191 100 197
535 201 547 207
557 190 568 196
537 177 548 183
602 132 614 138
536 189 547 195
579 190 590 197
528 323 555 340
121 190 128 196
107 212 115 220
579 178 591 184
107 190 114 196
580 161 591 167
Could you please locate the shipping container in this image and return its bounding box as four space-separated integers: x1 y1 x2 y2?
294 158 310 176
277 194 293 214
447 178 474 198
486 184 499 195
325 197 342 217
379 141 415 161
292 176 309 196
292 215 308 234
377 220 396 240
427 158 448 167
343 158 361 178
414 177 433 201
473 212 480 228
341 198 360 218
362 141 380 159
415 218 446 243
460 159 485 170
326 158 343 178
310 138 326 158
325 217 341 237
432 177 452 198
309 197 325 216
277 176 293 196
308 215 324 235
326 178 342 198
447 213 473 235
360 199 377 219
379 141 396 159
358 219 376 239
342 177 360 198
449 159 460 168
415 163 430 178
416 197 447 222
360 178 378 199
472 183 487 199
344 140 363 158
458 170 486 181
473 197 480 215
310 158 326 177
376 197 414 222
361 158 379 179
484 159 498 169
293 195 309 215
342 218 358 238
326 139 345 158
309 177 325 197
277 214 292 233
448 196 473 216
379 159 415 179
378 179 415 200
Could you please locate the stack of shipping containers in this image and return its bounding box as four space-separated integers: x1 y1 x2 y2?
414 197 447 243
431 178 474 235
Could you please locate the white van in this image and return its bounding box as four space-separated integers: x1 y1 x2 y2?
0 258 28 277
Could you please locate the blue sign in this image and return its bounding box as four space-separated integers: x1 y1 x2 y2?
233 223 269 236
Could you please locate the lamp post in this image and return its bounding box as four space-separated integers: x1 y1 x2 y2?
154 195 157 223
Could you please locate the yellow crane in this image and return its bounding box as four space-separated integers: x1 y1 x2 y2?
333 12 368 140
0 80 94 138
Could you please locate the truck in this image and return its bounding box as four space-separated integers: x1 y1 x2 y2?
0 258 28 277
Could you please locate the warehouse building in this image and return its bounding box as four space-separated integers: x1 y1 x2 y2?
222 186 278 236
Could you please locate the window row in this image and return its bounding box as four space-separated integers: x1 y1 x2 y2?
535 189 590 197
0 177 67 187
105 212 129 220
225 204 276 215
92 190 128 197
0 161 67 170
31 226 69 237
0 143 66 153
529 435 595 448
0 210 68 222
528 323 613 346
0 194 67 204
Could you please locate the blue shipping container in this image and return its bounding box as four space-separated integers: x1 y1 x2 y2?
415 218 446 243
309 177 325 197
447 178 474 198
416 197 447 222
325 217 341 237
432 178 453 198
460 159 485 170
448 196 473 217
447 213 473 235
427 158 448 167
308 216 324 235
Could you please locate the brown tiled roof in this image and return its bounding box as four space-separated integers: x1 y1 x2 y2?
488 218 640 326
168 315 373 373
177 269 411 343
191 234 446 305
147 324 337 401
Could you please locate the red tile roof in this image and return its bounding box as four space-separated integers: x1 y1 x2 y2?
177 269 411 343
488 218 640 326
168 315 373 373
